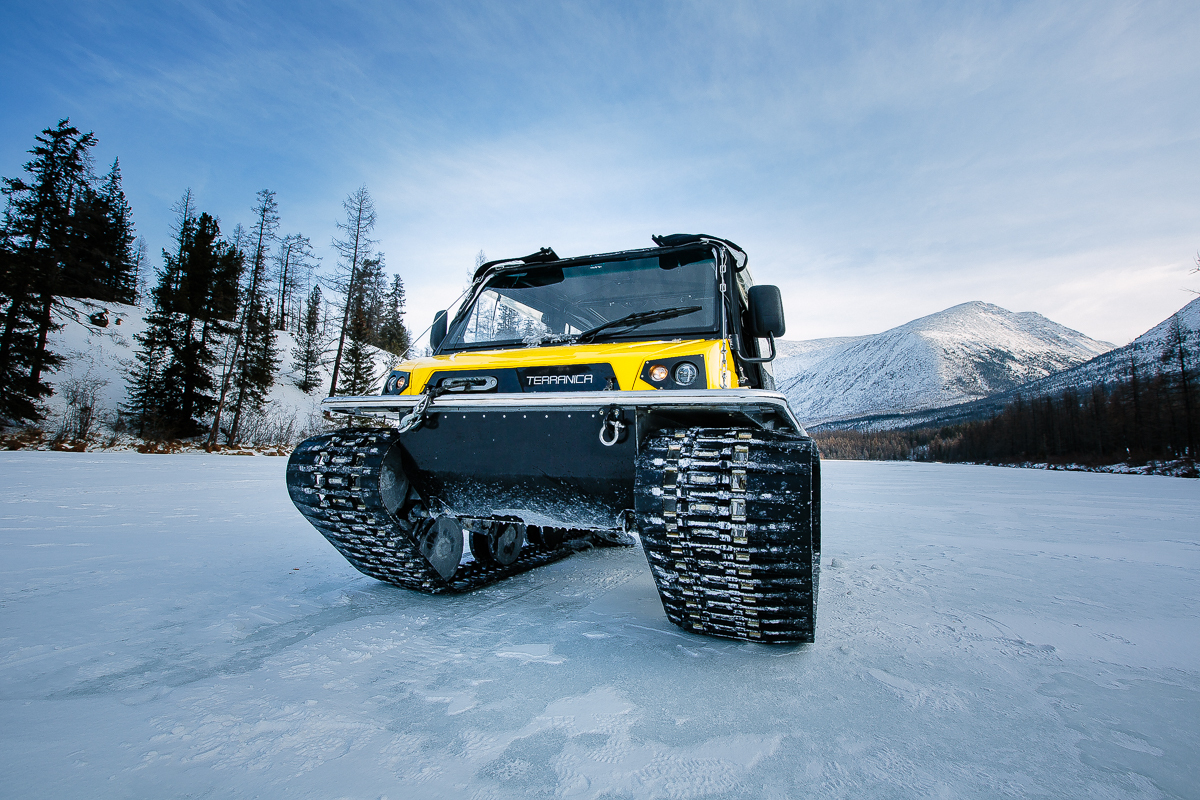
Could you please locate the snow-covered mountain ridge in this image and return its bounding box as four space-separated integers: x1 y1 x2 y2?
773 301 1114 427
1006 295 1200 399
806 296 1200 432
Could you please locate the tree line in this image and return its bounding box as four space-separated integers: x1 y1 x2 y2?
0 119 412 442
814 314 1198 469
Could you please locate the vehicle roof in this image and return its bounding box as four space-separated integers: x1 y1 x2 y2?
471 234 748 284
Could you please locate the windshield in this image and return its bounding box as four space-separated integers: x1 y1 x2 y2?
442 250 719 351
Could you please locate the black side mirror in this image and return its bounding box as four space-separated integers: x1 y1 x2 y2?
747 285 786 338
430 310 448 350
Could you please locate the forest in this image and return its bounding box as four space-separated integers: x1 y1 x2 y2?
1 120 412 445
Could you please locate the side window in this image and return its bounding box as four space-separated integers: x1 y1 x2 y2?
461 290 550 344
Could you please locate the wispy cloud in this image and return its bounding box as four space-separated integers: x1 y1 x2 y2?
2 0 1197 342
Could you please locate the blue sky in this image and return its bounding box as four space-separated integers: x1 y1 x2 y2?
3 0 1198 343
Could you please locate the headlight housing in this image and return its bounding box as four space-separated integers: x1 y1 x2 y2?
640 356 706 390
382 370 410 395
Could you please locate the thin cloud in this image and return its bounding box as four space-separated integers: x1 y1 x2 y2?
2 0 1197 344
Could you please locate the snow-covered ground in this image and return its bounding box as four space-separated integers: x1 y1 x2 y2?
2 454 1198 799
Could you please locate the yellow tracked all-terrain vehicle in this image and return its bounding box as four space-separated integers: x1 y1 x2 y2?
286 234 820 643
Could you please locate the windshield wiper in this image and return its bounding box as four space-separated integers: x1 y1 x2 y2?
574 306 703 344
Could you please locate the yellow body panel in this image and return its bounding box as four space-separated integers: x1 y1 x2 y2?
392 339 736 393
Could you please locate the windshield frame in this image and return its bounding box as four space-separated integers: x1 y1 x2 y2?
437 244 725 354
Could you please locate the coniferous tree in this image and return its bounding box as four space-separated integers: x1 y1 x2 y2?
357 256 387 333
215 190 280 445
94 158 138 303
377 273 411 356
62 158 137 303
1160 315 1196 456
337 286 376 396
229 295 279 437
123 302 174 436
0 120 97 421
273 233 318 331
123 197 242 437
328 186 377 396
0 223 44 422
130 236 149 303
171 213 243 432
293 285 325 393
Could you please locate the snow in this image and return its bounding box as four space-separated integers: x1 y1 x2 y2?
997 296 1200 403
773 301 1113 427
855 295 1200 432
3 453 1198 798
39 298 394 441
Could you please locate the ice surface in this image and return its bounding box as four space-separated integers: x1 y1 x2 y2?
2 453 1198 799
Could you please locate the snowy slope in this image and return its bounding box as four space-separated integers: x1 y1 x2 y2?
2 453 1197 798
1000 295 1200 399
773 301 1113 426
825 295 1200 432
39 297 394 440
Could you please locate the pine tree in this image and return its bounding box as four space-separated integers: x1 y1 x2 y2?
0 223 43 422
123 303 175 437
328 186 377 396
123 198 242 438
377 273 411 356
0 120 99 422
273 233 317 331
130 236 149 303
228 295 279 438
215 190 280 445
62 158 137 304
358 256 387 334
1160 315 1196 457
95 158 138 303
337 286 376 396
292 285 325 393
172 213 243 432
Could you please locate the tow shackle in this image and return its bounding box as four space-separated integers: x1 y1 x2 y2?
598 406 627 447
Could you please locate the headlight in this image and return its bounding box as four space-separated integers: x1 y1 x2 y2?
382 371 410 395
640 356 707 389
673 362 698 386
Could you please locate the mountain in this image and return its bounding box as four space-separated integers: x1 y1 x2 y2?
772 301 1114 428
996 295 1200 399
809 296 1200 432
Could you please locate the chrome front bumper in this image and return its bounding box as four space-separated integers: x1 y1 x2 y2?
321 389 808 436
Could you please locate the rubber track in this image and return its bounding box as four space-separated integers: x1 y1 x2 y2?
635 427 820 643
287 429 614 593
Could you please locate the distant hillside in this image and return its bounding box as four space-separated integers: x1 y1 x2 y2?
816 296 1200 432
773 301 1113 427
